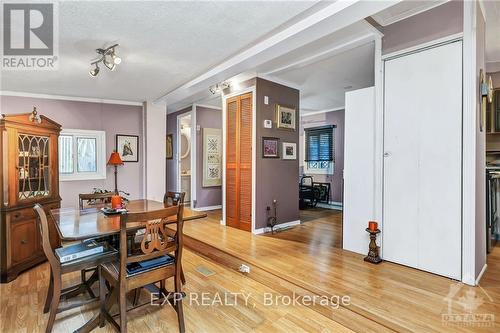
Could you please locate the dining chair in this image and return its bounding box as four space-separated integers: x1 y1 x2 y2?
79 192 114 209
164 191 186 285
34 204 118 333
99 205 185 333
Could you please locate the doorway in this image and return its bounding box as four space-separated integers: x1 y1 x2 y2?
225 92 253 231
177 113 192 204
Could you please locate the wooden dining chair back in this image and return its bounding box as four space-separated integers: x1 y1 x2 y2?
79 192 114 209
34 204 117 333
99 205 185 333
163 191 186 285
163 191 185 207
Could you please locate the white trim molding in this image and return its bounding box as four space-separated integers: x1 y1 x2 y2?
191 104 197 205
300 107 345 117
0 91 143 106
381 33 464 60
192 205 222 212
476 264 488 285
462 0 477 286
254 220 301 235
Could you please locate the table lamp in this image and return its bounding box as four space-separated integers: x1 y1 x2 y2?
107 151 124 194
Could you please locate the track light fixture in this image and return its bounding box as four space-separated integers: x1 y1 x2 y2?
89 44 121 77
209 81 230 94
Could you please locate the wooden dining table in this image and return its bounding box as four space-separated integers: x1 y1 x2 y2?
49 199 207 333
50 199 207 242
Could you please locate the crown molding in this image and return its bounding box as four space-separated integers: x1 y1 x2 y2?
0 91 143 106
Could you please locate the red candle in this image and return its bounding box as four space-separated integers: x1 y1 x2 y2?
368 221 378 231
111 195 122 209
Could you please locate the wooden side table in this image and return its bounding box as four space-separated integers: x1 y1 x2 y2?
364 228 382 264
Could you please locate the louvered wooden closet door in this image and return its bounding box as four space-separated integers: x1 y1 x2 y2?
225 92 252 231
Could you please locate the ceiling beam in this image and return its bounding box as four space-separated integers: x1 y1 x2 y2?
157 0 403 109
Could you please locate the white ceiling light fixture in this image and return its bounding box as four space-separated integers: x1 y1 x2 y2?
89 44 121 77
209 81 230 94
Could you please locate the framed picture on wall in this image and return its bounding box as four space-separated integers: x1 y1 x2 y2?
116 134 139 162
275 104 296 130
203 128 222 187
282 142 297 160
166 134 173 159
262 137 279 158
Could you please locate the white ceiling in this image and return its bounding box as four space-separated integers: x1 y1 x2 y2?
263 41 374 113
1 1 319 102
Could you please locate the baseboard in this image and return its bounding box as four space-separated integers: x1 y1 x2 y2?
316 201 343 210
192 205 222 212
475 264 488 285
253 220 301 235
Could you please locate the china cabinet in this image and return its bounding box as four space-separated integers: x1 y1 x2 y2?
0 110 61 282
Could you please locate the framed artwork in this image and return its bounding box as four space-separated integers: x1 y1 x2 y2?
166 134 173 159
275 104 296 130
282 142 297 160
116 134 139 162
262 137 279 158
203 128 222 187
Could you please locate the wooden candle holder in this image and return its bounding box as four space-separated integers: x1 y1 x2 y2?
364 228 382 264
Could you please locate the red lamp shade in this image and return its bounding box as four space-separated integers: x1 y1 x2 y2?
107 151 124 166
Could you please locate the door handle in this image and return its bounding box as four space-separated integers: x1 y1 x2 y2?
383 152 391 157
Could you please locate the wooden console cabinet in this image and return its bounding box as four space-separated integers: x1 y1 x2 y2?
0 111 61 283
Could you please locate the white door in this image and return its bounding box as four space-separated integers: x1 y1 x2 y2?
383 41 462 279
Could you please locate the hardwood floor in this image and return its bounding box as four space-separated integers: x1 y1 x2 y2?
181 209 500 333
1 209 498 333
0 249 353 333
266 208 342 248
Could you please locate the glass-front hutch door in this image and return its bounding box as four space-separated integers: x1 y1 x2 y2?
17 133 51 201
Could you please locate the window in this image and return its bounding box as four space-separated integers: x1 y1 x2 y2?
58 129 106 181
304 125 335 175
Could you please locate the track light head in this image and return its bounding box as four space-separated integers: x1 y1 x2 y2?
89 63 100 77
103 57 116 71
111 51 121 64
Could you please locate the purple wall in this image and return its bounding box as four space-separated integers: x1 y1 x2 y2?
1 96 143 207
166 107 191 192
299 110 345 203
195 106 222 208
381 0 463 54
255 78 300 229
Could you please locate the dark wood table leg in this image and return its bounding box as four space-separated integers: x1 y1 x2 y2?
74 286 117 333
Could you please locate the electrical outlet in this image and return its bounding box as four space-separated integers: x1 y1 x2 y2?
239 264 250 274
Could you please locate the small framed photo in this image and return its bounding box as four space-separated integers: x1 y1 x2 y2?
262 137 280 158
282 142 297 160
276 104 296 130
116 134 139 162
166 134 173 159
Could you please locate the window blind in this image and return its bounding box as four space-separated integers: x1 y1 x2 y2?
304 125 335 162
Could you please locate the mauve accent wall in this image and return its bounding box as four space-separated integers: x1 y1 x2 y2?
166 107 191 192
255 78 300 229
299 110 345 203
381 0 463 54
195 106 222 208
0 96 143 207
